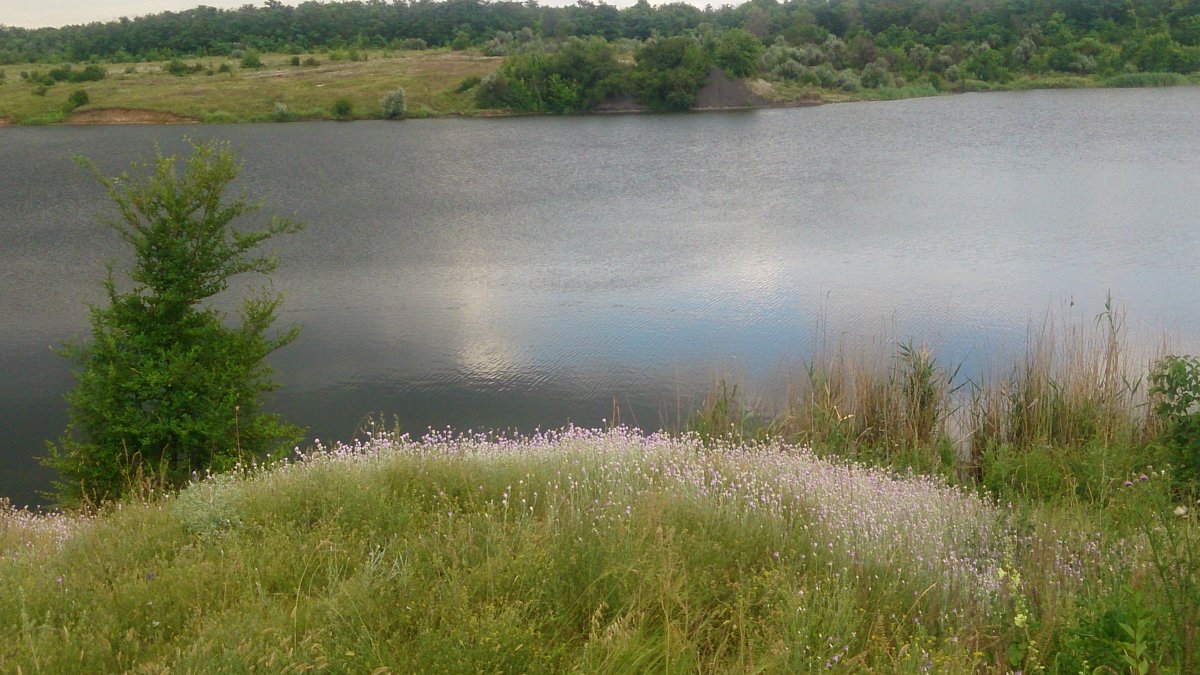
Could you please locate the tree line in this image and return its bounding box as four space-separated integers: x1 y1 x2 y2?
4 0 1200 81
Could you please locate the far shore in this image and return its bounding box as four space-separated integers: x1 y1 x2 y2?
1 48 1196 127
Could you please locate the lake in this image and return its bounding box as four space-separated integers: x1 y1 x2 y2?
4 87 1200 506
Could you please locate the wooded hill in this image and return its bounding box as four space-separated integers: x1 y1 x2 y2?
4 0 1200 77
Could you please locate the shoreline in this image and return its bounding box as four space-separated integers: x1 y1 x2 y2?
1 47 1194 127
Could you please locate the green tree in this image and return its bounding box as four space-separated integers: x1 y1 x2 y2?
716 28 764 78
632 35 712 111
45 141 304 504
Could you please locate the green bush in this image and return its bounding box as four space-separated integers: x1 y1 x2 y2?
63 88 89 111
331 97 353 117
380 88 406 118
48 63 106 83
302 56 320 67
1150 355 1200 489
476 37 625 113
164 59 202 76
455 74 482 92
289 55 301 66
860 58 891 88
272 101 293 121
240 50 263 69
632 36 712 111
451 30 473 50
43 141 304 505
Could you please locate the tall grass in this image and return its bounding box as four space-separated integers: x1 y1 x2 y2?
5 428 1188 672
1105 72 1191 88
687 300 1164 495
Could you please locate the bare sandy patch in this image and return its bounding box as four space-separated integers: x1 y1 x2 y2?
67 108 198 125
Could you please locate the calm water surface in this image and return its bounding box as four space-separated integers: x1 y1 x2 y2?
4 87 1200 506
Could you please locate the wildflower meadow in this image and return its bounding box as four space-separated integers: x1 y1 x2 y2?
2 426 1194 672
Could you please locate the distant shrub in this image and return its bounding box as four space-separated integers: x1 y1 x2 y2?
32 84 47 96
451 31 473 51
482 31 516 57
478 36 625 113
46 63 106 83
64 88 89 111
455 74 482 92
400 38 427 50
632 36 713 111
289 55 301 66
762 41 805 79
302 57 320 67
836 68 861 91
47 64 72 81
860 58 891 88
481 29 539 57
380 89 407 118
124 65 137 74
165 59 203 76
240 50 263 69
349 50 367 62
780 60 810 81
331 97 353 117
217 63 233 74
272 101 292 121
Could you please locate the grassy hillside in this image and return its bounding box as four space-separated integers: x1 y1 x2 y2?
2 427 1195 672
0 50 498 125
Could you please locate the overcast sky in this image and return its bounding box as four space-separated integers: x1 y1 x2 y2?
4 0 682 29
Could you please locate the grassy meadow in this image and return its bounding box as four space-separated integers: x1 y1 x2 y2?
2 306 1199 673
0 49 498 125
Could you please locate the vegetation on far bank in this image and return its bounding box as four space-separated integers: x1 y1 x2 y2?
7 0 1200 123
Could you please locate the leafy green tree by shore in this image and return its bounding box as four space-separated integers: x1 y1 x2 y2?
45 141 304 505
632 36 712 111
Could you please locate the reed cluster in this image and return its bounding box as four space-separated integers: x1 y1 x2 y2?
688 300 1166 497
